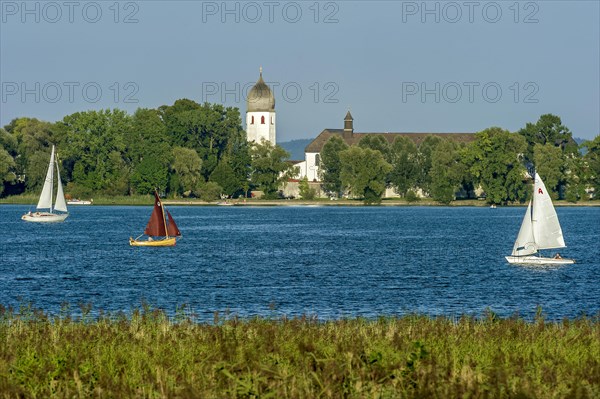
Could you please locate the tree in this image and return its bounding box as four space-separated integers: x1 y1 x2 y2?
358 135 390 161
0 128 19 194
25 149 54 192
320 136 349 197
170 147 202 196
416 135 444 195
250 140 295 199
298 176 316 200
59 109 131 194
339 146 392 204
160 100 245 179
518 114 578 161
533 143 565 200
0 128 18 157
564 156 587 203
430 140 466 204
217 129 251 198
389 136 419 196
582 135 600 198
195 181 223 201
127 108 172 195
463 127 528 205
210 158 240 197
3 118 56 191
0 147 16 196
127 108 171 163
130 157 169 195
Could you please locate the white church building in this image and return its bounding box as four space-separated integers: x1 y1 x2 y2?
243 69 476 198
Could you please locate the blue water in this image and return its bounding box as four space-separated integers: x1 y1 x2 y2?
1 205 599 321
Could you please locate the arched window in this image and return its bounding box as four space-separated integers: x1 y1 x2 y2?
261 116 265 124
315 154 321 166
271 116 274 125
251 116 254 124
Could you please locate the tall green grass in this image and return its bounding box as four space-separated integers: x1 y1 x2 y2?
1 305 599 398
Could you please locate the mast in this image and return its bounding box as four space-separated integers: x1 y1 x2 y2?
50 146 54 213
160 192 169 239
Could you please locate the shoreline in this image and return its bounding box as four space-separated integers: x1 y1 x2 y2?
1 197 598 207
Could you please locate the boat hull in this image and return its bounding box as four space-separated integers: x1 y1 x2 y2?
129 237 177 247
505 255 574 265
22 212 68 223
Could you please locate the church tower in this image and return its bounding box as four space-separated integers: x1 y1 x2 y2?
246 67 276 144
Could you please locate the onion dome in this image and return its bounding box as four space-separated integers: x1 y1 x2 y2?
247 67 275 112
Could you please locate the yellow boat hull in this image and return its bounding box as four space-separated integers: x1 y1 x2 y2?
129 237 177 247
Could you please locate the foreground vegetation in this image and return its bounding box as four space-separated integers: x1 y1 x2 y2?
1 305 599 398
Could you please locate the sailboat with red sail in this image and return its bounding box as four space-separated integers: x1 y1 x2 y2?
129 190 182 247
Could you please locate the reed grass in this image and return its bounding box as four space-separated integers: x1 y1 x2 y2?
1 305 599 398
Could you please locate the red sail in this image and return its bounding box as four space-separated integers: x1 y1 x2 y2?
144 191 167 237
166 211 182 237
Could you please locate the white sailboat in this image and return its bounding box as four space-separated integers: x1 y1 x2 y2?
505 173 574 265
21 145 69 223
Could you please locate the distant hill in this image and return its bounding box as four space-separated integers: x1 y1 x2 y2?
279 139 313 161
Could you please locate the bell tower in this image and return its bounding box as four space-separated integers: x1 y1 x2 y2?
246 67 276 144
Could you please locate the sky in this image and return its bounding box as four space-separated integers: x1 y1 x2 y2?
1 0 599 141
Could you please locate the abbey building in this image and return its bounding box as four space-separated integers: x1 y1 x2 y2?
293 112 476 183
243 68 476 197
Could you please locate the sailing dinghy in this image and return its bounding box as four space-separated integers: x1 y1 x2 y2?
505 173 574 265
129 190 181 247
21 145 69 223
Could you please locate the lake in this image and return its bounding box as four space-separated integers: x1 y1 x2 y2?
1 205 599 321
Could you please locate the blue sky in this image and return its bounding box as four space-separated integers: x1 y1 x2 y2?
1 1 599 140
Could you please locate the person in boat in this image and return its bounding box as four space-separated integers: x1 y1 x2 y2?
554 253 562 259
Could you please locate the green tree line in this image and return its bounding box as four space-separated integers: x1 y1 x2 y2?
0 99 295 200
319 114 599 204
1 110 598 204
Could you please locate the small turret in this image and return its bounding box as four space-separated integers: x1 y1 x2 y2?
343 111 354 138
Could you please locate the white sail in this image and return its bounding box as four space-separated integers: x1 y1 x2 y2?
511 201 537 256
54 159 68 213
531 173 566 250
36 145 55 210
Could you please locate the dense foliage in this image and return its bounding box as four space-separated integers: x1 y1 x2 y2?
249 140 295 199
0 100 288 199
319 115 597 204
1 109 597 203
1 305 598 398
